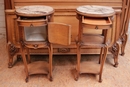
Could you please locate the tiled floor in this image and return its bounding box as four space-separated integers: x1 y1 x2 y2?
0 36 130 87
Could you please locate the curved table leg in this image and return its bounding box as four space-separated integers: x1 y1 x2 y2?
7 42 19 68
121 33 128 56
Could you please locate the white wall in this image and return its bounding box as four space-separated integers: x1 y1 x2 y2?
0 0 5 38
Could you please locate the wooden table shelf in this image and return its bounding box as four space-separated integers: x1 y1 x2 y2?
28 61 49 75
81 35 104 48
79 61 100 74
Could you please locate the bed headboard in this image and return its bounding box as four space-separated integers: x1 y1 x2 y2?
5 0 122 10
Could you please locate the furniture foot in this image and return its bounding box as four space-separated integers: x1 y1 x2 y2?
74 69 79 81
49 76 53 81
110 42 120 67
8 55 18 68
121 52 125 56
25 77 29 82
75 76 79 81
8 62 13 68
48 74 53 81
99 79 102 83
114 62 119 67
99 74 102 83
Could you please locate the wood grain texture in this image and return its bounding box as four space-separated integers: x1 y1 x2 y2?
48 22 71 45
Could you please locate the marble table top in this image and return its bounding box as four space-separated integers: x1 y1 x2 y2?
15 5 54 16
76 5 115 16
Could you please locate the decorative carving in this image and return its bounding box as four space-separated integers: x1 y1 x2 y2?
109 42 120 67
33 44 38 49
7 42 19 68
58 48 70 53
95 26 98 29
30 24 33 27
20 40 25 47
8 42 19 56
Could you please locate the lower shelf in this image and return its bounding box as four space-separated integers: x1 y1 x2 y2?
28 61 49 75
80 61 100 74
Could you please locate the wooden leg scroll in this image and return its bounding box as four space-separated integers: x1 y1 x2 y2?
7 42 19 68
110 42 120 67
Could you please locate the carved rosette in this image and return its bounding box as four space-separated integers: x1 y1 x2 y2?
58 48 70 53
8 42 18 56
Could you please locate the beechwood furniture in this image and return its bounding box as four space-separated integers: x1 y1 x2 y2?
4 0 130 68
16 5 54 82
75 5 115 82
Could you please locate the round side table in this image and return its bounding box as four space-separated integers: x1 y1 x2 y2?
75 5 115 82
16 5 54 82
15 5 55 21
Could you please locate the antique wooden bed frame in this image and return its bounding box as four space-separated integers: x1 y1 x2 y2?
4 0 130 68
